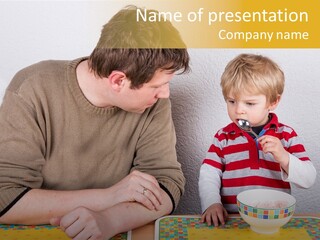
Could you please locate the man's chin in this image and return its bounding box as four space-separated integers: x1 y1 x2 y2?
128 108 146 114
127 104 155 114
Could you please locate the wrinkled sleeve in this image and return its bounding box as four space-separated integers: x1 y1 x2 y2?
131 99 185 211
282 154 317 188
199 164 222 213
281 130 317 188
199 133 224 212
0 88 46 216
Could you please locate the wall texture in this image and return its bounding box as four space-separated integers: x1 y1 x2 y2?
0 2 319 215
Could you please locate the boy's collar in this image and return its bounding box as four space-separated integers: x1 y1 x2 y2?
226 113 279 135
266 112 279 130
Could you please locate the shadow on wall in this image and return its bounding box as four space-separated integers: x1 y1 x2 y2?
169 51 226 215
170 77 204 215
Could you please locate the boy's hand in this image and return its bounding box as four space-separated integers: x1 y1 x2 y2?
258 135 289 172
200 203 228 227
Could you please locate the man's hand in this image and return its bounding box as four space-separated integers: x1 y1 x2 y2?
48 170 170 239
50 207 112 240
111 170 163 210
50 185 173 240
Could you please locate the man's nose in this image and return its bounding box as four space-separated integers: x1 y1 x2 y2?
157 85 170 99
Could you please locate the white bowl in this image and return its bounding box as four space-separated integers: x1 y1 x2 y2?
237 189 296 234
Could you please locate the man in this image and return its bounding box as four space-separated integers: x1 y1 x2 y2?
0 5 189 239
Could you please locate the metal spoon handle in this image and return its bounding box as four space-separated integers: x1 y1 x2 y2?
247 129 259 139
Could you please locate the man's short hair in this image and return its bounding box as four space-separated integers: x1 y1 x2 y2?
88 5 190 88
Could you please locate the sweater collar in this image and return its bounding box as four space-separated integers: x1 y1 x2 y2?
67 57 120 116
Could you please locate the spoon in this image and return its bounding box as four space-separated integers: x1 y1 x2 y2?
236 119 259 139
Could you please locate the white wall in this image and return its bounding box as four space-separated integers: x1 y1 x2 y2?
1 1 319 214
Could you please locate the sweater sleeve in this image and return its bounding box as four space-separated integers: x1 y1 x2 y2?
198 132 224 213
282 154 317 188
280 128 317 188
199 164 222 213
0 88 46 216
131 99 185 211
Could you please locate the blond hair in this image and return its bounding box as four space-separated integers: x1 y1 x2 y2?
220 54 284 104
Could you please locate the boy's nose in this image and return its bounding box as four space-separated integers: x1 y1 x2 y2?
235 104 245 114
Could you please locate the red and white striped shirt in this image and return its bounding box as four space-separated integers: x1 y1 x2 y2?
199 113 316 213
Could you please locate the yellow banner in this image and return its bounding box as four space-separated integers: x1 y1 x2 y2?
97 0 320 48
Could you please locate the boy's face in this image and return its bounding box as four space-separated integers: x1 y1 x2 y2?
118 69 174 113
226 92 276 127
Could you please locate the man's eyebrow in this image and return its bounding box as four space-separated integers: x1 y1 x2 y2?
151 81 169 87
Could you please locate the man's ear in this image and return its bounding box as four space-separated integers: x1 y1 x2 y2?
108 71 127 91
269 95 281 111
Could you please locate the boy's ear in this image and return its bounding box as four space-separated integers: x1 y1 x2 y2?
269 95 281 111
108 71 127 91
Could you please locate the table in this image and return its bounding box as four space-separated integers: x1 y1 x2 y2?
132 213 320 240
1 214 319 239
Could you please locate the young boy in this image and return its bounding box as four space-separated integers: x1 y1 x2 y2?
199 53 316 227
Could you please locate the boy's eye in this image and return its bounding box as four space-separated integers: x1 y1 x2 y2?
246 102 255 106
228 100 235 104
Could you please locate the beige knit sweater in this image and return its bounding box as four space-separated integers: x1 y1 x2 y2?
0 58 185 216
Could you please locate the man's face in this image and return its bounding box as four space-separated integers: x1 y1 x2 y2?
119 69 174 113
